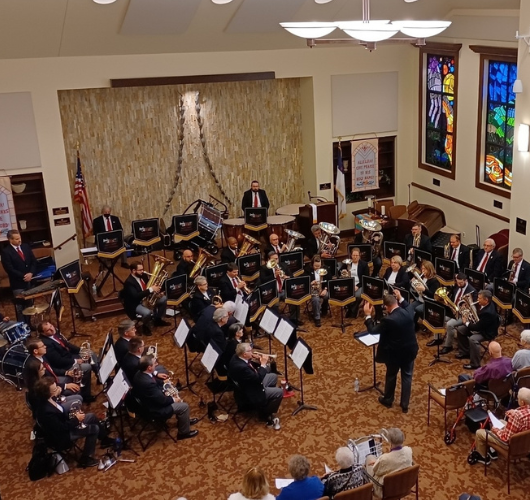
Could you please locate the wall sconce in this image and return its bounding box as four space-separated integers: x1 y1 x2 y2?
518 124 530 152
513 79 524 94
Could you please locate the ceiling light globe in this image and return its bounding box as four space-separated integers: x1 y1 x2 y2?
93 0 117 4
280 22 336 39
315 0 334 3
337 21 398 42
392 20 452 38
211 0 234 4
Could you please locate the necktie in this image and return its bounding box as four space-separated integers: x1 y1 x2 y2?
276 272 283 293
140 279 146 291
451 248 457 260
16 247 25 261
455 288 463 304
53 335 67 349
253 193 258 207
42 360 58 383
275 245 279 254
248 361 257 373
478 253 489 273
510 262 519 282
232 278 238 289
105 216 112 232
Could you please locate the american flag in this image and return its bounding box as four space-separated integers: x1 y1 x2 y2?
335 142 347 219
74 151 93 237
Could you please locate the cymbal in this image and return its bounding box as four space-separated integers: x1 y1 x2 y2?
22 305 48 316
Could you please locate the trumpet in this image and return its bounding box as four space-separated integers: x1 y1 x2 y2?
145 343 158 359
266 258 285 279
80 341 95 365
340 259 352 277
252 351 277 363
311 268 328 296
236 276 251 294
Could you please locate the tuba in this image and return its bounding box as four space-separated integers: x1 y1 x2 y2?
360 219 384 261
340 259 352 277
239 233 261 257
189 248 215 279
458 293 480 324
434 287 459 317
142 255 173 307
311 268 328 296
284 229 305 252
318 222 341 257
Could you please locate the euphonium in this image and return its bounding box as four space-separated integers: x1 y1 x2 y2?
311 268 328 296
406 263 428 299
458 293 480 324
189 248 215 279
434 287 459 317
284 229 305 252
239 234 261 257
318 222 341 257
142 255 173 307
360 219 383 261
340 259 352 277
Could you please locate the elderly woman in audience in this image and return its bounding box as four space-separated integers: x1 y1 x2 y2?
321 446 365 498
512 329 530 371
277 455 324 500
228 466 275 500
365 428 413 497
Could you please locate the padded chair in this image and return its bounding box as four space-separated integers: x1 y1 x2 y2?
379 464 420 500
334 483 373 500
230 379 259 432
481 372 515 410
34 418 83 463
427 379 475 444
484 429 530 493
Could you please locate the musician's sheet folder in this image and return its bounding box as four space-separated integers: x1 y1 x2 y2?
99 345 117 385
107 369 129 409
259 308 279 335
291 341 309 370
274 319 293 346
357 333 380 346
174 319 189 348
201 343 220 373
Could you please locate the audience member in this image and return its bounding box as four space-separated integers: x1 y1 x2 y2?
321 447 364 499
228 466 275 500
277 455 324 500
512 330 530 371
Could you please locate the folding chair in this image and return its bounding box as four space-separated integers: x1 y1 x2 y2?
378 464 420 500
230 379 259 432
334 483 373 500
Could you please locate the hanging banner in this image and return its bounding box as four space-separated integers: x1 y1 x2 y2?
0 177 17 241
351 138 379 192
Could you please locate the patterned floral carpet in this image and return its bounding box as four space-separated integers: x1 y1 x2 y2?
0 271 529 500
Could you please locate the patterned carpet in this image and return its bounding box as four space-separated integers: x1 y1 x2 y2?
0 268 529 500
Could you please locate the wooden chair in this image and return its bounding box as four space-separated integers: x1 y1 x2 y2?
427 379 475 444
334 483 373 500
374 199 394 215
388 205 406 220
379 464 420 500
485 429 530 493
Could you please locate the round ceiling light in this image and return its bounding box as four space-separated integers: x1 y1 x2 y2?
336 21 399 42
93 0 117 4
315 0 334 3
280 22 337 39
392 20 452 38
211 0 234 3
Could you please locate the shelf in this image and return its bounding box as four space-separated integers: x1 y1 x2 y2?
12 190 44 197
15 208 45 215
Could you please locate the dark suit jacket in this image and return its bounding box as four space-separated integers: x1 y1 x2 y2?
219 274 243 303
36 401 78 451
507 259 530 291
304 267 330 290
1 244 37 291
241 189 270 212
383 266 410 290
258 261 290 287
121 352 141 384
423 277 440 300
197 321 227 352
189 288 215 321
114 337 130 365
404 233 432 254
172 260 194 278
228 355 268 409
468 301 499 341
122 274 150 319
365 300 418 365
450 244 470 271
451 282 477 302
474 250 503 282
220 247 238 264
132 371 174 419
339 259 370 288
93 214 123 236
39 334 80 374
305 236 320 259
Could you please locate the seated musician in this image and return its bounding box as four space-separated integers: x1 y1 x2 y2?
189 276 217 321
171 249 194 278
448 234 470 272
114 319 137 365
436 273 476 354
38 321 94 403
228 342 282 427
241 180 270 213
196 307 229 353
506 247 530 291
122 261 169 335
340 247 369 318
306 224 333 259
221 237 239 263
219 263 249 303
383 255 410 290
410 260 439 328
473 238 503 283
1 229 37 323
0 311 16 333
264 233 287 257
92 205 128 268
456 290 500 370
132 354 199 440
221 322 245 372
306 256 329 328
121 337 168 384
404 223 432 262
33 377 114 468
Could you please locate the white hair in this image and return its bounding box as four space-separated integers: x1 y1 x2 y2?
521 330 530 346
484 238 496 249
518 387 530 405
223 301 236 313
335 447 354 469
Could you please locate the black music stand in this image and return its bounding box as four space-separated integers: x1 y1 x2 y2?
247 289 264 323
244 207 268 233
354 331 383 394
238 253 261 283
280 251 304 278
173 318 199 396
329 277 356 333
464 268 486 293
285 275 311 332
514 289 530 326
96 230 126 296
322 259 338 278
132 218 161 272
414 248 432 267
435 258 456 287
360 276 385 324
423 298 450 366
383 241 406 262
205 263 228 290
289 338 317 416
271 316 297 391
259 279 279 309
493 278 516 339
199 342 223 421
59 260 90 339
164 275 189 336
172 214 199 244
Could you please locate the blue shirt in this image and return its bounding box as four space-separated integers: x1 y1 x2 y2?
277 476 324 500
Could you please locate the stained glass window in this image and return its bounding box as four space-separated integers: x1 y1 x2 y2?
482 60 517 191
424 54 456 172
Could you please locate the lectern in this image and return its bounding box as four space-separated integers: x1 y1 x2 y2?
297 202 337 240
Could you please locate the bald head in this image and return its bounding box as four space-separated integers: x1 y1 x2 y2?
488 341 502 358
227 237 238 250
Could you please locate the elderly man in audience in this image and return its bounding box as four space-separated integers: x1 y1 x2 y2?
277 455 324 500
473 387 530 465
365 428 413 497
114 319 137 364
321 447 365 499
512 330 530 371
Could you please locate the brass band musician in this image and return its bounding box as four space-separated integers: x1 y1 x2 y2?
172 249 194 277
305 256 329 327
306 224 332 259
506 248 530 291
448 234 470 272
410 260 440 330
473 238 503 283
264 233 286 257
219 263 249 303
404 223 432 261
382 256 410 290
221 237 239 263
340 247 369 318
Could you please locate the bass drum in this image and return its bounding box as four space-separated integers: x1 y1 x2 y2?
1 343 29 390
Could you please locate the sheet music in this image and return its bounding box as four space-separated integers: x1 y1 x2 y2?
274 319 293 346
275 479 294 489
106 369 129 409
439 388 446 396
259 308 279 335
99 345 117 384
488 411 506 429
235 293 243 307
290 341 309 370
174 319 189 348
201 343 219 373
358 333 380 346
324 463 333 474
355 440 373 465
234 300 249 324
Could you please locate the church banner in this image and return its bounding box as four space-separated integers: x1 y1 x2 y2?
351 138 379 192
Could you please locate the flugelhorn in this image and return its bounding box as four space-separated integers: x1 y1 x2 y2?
311 268 328 296
79 341 94 364
340 259 352 277
266 258 285 279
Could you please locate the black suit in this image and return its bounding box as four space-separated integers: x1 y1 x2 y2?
189 288 215 321
365 300 418 409
172 260 194 278
114 337 130 365
449 244 470 271
92 214 123 236
507 259 530 291
121 353 141 384
258 261 290 287
220 247 238 264
121 274 155 322
305 236 320 259
474 249 503 282
404 233 432 254
219 274 246 303
383 266 410 290
241 189 270 212
339 259 370 288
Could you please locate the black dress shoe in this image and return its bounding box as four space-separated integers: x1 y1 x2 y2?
440 347 453 355
463 363 479 370
153 319 171 327
378 396 393 409
426 338 443 347
400 404 409 414
189 418 199 426
78 456 99 468
455 353 468 360
177 430 199 440
315 319 321 327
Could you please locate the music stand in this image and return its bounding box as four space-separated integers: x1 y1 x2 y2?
354 331 383 394
244 207 268 232
289 338 317 416
383 241 406 265
464 268 486 292
322 258 338 278
435 258 456 287
173 318 198 395
414 248 432 267
272 317 297 390
164 275 189 336
247 289 264 323
384 281 410 302
514 289 530 325
284 276 311 309
423 298 450 366
329 277 356 333
199 342 223 421
493 278 516 338
205 263 228 290
132 218 161 271
172 214 199 244
360 276 384 306
279 251 304 277
258 307 280 380
59 260 89 339
259 280 279 309
96 229 126 296
238 253 261 282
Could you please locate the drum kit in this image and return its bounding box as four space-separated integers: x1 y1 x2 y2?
0 322 31 390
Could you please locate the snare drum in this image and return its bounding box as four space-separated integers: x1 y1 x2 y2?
1 343 29 379
222 218 245 244
267 215 295 237
2 322 31 344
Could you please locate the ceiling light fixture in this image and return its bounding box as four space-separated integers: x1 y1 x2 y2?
93 0 117 4
280 0 450 50
211 0 234 4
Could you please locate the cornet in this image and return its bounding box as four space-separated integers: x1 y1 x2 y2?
311 269 328 296
236 276 251 294
80 341 95 365
252 351 277 364
145 343 158 359
340 259 352 278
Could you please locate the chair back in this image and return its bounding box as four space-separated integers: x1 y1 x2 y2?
446 380 475 408
334 483 373 500
488 372 514 401
509 429 530 459
516 366 530 380
381 464 420 500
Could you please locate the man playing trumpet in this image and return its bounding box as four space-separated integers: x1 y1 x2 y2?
306 256 329 327
220 263 249 303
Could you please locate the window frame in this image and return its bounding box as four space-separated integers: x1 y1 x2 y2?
418 43 462 180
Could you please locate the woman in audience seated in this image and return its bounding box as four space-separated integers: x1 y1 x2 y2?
365 428 413 497
228 466 275 500
321 446 365 498
277 455 324 500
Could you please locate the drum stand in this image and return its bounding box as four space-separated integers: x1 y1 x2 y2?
0 372 17 389
96 255 124 297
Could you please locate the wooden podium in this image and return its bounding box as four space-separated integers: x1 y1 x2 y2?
297 202 337 240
